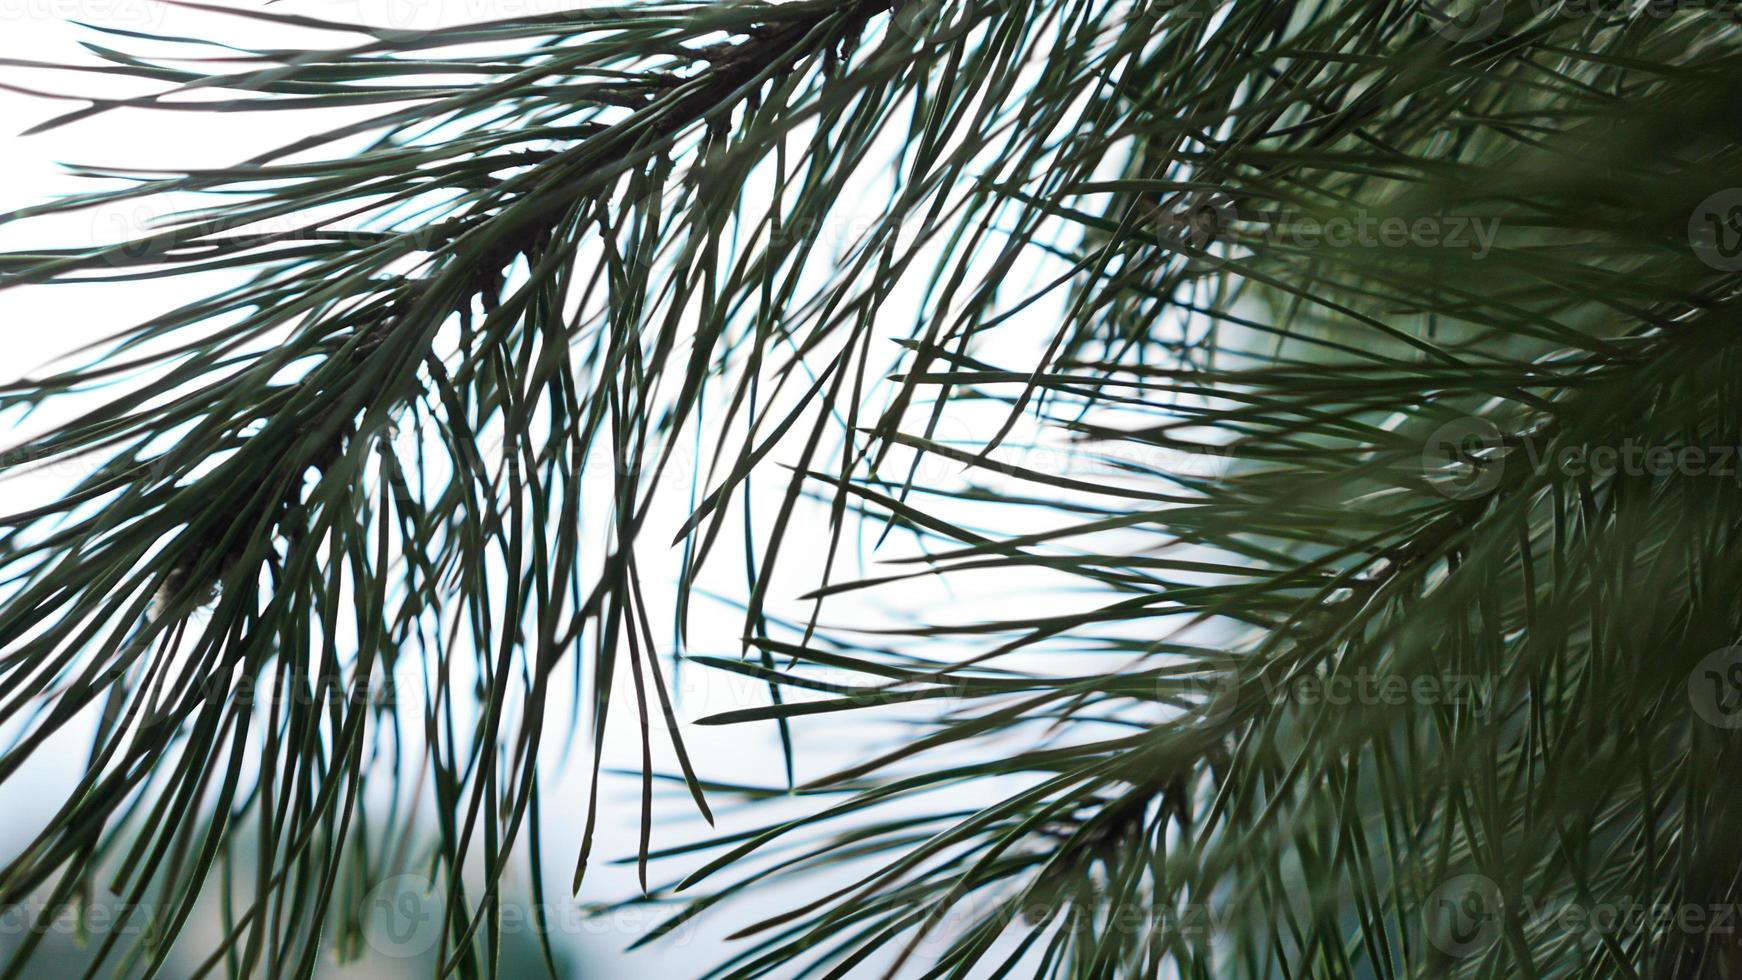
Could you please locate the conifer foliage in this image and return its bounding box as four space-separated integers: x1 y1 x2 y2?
3 0 1742 976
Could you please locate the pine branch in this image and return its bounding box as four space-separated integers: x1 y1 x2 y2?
2 1 1742 978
